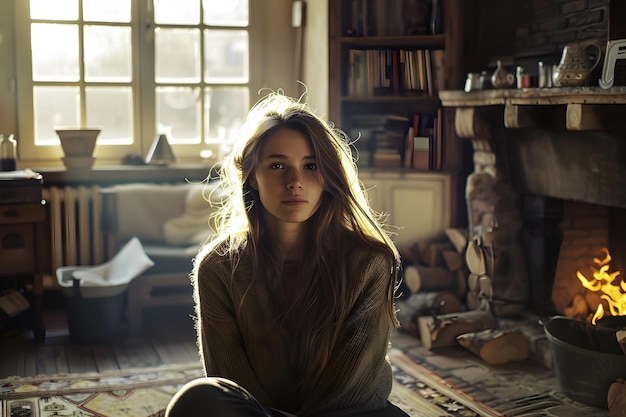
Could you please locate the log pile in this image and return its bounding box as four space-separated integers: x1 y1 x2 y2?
397 224 535 366
396 131 539 366
395 232 469 337
456 328 529 365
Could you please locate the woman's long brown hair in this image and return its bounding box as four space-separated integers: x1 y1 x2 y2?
205 92 400 384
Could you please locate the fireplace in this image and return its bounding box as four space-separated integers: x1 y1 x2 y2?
439 91 626 410
439 88 626 319
522 196 626 321
504 122 626 320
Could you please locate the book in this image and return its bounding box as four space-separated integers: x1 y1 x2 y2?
431 49 446 94
412 136 430 170
416 50 427 93
404 127 415 169
375 0 389 36
424 49 434 95
373 149 403 168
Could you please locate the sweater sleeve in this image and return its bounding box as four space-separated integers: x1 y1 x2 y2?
193 248 274 405
297 249 396 417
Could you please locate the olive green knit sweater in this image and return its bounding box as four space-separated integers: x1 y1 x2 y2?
192 240 397 417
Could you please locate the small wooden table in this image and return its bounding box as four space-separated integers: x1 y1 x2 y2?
0 170 50 341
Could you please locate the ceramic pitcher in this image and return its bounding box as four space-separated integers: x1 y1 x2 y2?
552 43 601 87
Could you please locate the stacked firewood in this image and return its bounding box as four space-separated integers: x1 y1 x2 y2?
396 227 539 366
395 230 467 337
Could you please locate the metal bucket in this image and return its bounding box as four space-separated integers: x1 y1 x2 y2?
544 316 626 409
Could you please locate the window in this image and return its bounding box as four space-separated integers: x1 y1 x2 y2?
16 0 253 164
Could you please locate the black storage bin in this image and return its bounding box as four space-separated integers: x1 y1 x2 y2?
58 267 128 344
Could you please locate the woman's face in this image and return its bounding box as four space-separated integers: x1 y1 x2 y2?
250 127 324 228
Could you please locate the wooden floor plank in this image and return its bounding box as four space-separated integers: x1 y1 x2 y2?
67 345 97 374
113 340 162 369
4 304 198 377
37 345 64 375
150 337 199 365
182 339 201 364
21 344 38 377
0 338 21 378
92 344 119 372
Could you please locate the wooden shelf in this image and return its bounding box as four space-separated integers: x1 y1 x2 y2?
440 87 626 131
341 95 441 104
439 86 626 107
340 35 445 49
37 164 213 187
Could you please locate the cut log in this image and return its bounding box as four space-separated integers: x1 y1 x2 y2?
498 317 553 369
467 290 480 311
467 273 493 311
445 228 468 253
411 266 457 294
608 379 626 417
442 250 464 272
417 242 445 267
456 329 530 365
465 240 487 275
402 265 421 294
418 308 498 349
455 269 467 301
617 330 626 356
396 291 463 336
400 243 421 265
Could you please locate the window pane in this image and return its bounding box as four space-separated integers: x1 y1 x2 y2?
205 87 248 144
84 25 132 82
156 87 201 144
83 0 131 23
154 0 200 25
204 30 248 83
155 28 201 83
86 87 133 145
203 0 248 27
31 23 79 82
30 0 78 20
33 86 80 146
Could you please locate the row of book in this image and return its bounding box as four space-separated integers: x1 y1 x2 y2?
345 0 443 38
346 110 443 170
347 48 444 97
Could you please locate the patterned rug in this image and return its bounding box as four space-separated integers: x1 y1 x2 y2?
388 349 502 417
0 364 202 417
0 354 501 417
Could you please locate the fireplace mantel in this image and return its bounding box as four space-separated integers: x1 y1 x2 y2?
439 86 626 131
439 87 626 209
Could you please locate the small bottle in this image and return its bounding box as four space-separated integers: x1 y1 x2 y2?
0 134 17 171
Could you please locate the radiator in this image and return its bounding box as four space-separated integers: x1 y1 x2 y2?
43 185 104 273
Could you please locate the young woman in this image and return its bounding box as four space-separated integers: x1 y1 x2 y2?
166 93 408 417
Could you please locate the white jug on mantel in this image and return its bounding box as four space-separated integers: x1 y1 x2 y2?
552 43 601 87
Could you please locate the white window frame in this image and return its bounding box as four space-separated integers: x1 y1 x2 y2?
14 0 265 165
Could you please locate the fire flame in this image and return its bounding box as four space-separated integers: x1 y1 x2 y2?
576 248 626 324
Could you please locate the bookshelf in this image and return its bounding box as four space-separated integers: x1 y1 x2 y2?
328 0 465 172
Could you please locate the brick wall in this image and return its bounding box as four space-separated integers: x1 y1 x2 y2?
551 201 610 319
514 0 609 56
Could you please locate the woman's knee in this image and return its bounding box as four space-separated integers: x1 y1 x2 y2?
166 377 271 417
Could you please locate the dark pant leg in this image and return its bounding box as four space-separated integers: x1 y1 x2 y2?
166 377 276 417
355 402 410 417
